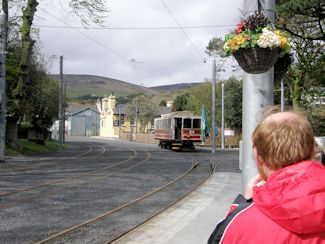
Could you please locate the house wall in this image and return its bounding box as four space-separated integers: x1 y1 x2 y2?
99 95 119 138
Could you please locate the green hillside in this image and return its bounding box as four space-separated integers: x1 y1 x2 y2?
50 74 158 99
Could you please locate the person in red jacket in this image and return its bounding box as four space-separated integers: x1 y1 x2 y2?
208 111 325 244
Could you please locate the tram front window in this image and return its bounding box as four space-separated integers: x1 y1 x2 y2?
193 119 201 128
184 118 191 128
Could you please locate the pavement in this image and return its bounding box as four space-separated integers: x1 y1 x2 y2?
114 172 242 244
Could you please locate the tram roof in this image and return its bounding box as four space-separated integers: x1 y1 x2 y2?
159 111 200 119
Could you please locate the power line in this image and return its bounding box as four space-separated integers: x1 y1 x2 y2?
160 0 205 60
34 24 235 30
38 7 130 61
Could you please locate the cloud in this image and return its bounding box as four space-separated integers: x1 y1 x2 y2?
35 0 244 87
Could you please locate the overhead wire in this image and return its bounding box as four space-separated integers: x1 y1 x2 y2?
160 0 205 60
37 7 130 61
34 24 235 30
37 4 218 85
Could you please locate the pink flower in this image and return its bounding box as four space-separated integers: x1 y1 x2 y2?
235 21 246 34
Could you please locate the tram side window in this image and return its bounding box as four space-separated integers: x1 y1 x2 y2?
183 118 191 128
163 119 166 129
193 119 201 128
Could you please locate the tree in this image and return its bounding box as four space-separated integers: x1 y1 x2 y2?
159 100 167 106
206 37 224 57
4 0 108 145
223 78 243 132
276 0 324 41
173 93 190 111
186 78 243 133
275 0 325 136
126 96 159 133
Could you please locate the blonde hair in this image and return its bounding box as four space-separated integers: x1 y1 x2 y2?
252 111 316 170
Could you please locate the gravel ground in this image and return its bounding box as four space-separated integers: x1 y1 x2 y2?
0 136 239 243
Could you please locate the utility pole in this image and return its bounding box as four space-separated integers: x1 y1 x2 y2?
134 100 138 141
63 83 66 143
0 13 6 161
221 82 225 149
211 59 216 154
242 0 275 190
58 54 64 151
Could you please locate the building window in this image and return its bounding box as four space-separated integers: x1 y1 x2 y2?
120 114 125 125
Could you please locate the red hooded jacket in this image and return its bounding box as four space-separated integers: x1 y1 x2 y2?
215 161 325 243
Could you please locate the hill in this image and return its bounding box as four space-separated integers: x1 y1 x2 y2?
50 74 158 99
150 83 202 93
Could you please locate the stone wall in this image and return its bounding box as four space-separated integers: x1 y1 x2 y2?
120 132 158 145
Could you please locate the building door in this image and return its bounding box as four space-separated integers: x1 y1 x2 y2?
72 116 87 136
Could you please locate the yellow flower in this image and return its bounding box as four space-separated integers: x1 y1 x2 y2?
274 30 288 48
279 36 288 48
230 40 237 50
274 30 281 35
235 35 245 45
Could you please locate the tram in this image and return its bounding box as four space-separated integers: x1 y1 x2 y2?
154 111 202 150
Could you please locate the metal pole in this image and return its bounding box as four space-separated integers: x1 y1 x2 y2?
0 13 6 161
63 83 66 143
211 59 216 154
58 54 63 151
281 79 284 112
221 82 225 149
242 0 275 191
134 101 138 141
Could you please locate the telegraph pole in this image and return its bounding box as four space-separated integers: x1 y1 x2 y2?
63 83 66 143
0 13 6 161
58 54 64 151
221 82 225 149
242 0 275 190
211 59 216 154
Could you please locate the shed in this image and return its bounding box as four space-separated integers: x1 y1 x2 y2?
67 108 100 136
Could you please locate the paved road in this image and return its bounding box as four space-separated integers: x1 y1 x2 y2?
0 136 239 243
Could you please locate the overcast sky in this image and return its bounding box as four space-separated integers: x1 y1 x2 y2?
34 0 244 87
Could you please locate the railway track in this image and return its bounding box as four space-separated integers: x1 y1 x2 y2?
0 143 137 197
34 159 215 244
0 150 152 208
0 138 232 244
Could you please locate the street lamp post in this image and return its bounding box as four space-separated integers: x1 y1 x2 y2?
58 54 64 151
242 0 275 190
221 82 225 149
211 59 216 154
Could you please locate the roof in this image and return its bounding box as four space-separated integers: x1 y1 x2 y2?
66 103 98 115
70 107 99 117
112 105 172 116
113 104 127 115
158 110 200 119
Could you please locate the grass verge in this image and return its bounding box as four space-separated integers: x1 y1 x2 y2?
6 139 61 156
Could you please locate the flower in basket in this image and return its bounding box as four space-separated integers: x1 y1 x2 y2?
223 12 291 73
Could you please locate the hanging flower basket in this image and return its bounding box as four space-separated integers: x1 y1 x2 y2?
233 46 279 74
223 12 291 74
